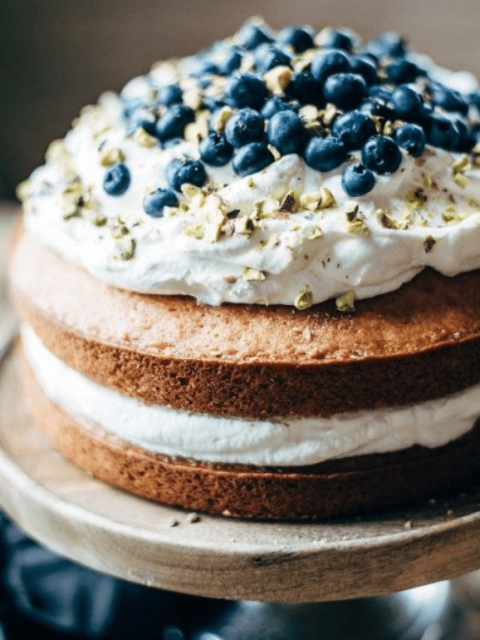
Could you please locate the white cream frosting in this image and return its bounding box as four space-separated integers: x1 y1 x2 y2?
19 29 480 308
23 326 480 467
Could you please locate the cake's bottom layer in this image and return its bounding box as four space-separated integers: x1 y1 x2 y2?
19 345 480 520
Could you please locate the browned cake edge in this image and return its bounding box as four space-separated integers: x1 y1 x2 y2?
19 343 480 521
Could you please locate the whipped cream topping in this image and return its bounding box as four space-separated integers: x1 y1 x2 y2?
23 326 480 466
20 27 480 307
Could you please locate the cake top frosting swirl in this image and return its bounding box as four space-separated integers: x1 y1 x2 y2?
18 19 480 307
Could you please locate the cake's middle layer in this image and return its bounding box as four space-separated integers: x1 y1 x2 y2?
23 325 480 467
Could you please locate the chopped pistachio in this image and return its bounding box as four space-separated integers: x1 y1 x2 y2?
294 288 313 310
224 275 237 284
88 213 107 226
252 197 280 218
473 141 480 154
212 106 233 133
62 200 81 220
423 235 436 253
184 114 209 143
246 177 255 188
336 290 355 312
405 189 426 209
467 198 480 210
318 187 336 209
112 224 129 239
184 223 204 239
179 201 189 212
299 104 319 123
267 144 281 161
452 153 470 173
263 65 293 94
453 173 469 189
279 191 297 213
376 209 399 229
345 201 359 221
133 128 158 148
15 179 31 202
383 120 394 137
235 216 255 237
322 103 338 126
423 175 433 189
242 267 266 282
181 183 204 201
183 87 203 111
114 238 136 261
300 192 320 212
99 147 125 166
45 139 70 164
306 225 323 240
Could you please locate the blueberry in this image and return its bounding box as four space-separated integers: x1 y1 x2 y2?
424 114 459 150
155 105 195 141
224 73 268 110
367 32 407 58
368 86 393 103
225 108 265 148
277 26 315 53
342 162 376 196
163 137 183 149
217 47 243 76
332 110 376 150
311 49 351 84
304 136 348 171
232 143 275 177
361 136 402 174
103 163 131 196
385 59 424 84
261 97 297 118
286 72 323 106
452 118 475 152
350 55 378 85
430 83 469 116
360 98 395 120
122 98 143 119
255 45 291 73
469 91 480 110
236 22 273 50
202 96 226 112
267 110 306 155
166 158 207 191
128 107 157 135
323 73 367 110
391 85 424 122
318 28 357 52
157 84 183 106
394 124 426 157
190 58 219 77
199 132 234 166
143 188 178 217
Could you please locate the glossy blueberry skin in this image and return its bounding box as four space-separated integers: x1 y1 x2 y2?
191 58 219 77
424 114 460 150
310 49 351 84
391 85 424 122
367 31 407 58
232 143 275 177
342 162 376 197
430 83 469 116
277 26 315 53
143 188 178 217
261 97 297 118
225 109 265 148
323 73 367 110
202 96 226 112
452 118 476 152
350 55 378 85
318 28 357 52
368 85 393 103
361 136 402 174
360 98 395 120
166 158 207 191
255 45 291 73
286 72 323 106
103 163 131 196
237 22 273 50
224 73 268 110
304 136 348 172
385 60 424 84
217 47 243 76
332 110 377 150
469 91 480 109
394 124 426 157
154 105 195 141
157 84 183 106
267 110 306 155
199 132 234 166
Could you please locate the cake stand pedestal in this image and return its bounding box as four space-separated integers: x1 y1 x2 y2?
0 344 479 638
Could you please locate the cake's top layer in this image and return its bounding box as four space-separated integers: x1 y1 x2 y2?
18 19 480 307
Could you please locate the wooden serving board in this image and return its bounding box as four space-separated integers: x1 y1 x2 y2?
1 348 480 602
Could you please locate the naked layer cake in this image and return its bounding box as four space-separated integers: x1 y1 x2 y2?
10 20 480 519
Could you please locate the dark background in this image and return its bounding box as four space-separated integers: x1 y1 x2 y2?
1 0 480 199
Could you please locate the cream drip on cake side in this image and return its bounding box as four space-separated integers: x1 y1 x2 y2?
22 325 480 467
18 21 480 308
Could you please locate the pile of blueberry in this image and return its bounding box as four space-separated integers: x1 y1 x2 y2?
103 22 480 215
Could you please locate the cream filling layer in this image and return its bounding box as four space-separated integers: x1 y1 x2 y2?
23 325 480 467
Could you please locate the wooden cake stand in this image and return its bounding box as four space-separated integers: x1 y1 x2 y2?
1 343 480 608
